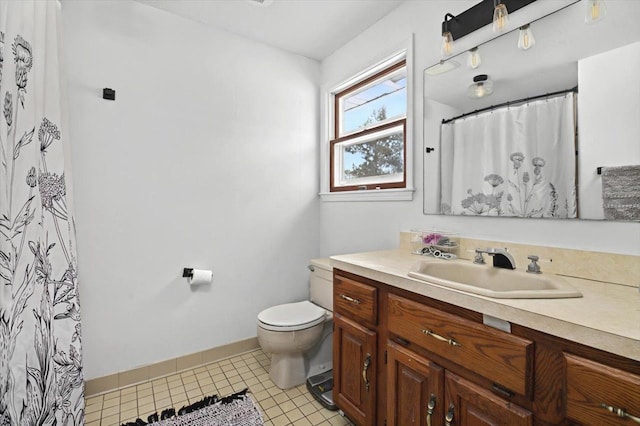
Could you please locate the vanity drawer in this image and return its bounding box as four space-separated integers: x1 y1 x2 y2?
565 353 640 425
388 294 533 396
334 274 377 325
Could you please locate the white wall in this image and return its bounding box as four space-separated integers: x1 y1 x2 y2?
319 0 640 257
62 1 320 379
578 41 640 219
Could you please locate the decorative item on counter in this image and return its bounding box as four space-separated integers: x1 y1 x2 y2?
410 229 459 258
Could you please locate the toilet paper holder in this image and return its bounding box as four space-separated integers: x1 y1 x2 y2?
182 268 194 278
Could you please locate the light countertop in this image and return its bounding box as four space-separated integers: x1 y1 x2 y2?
330 249 640 361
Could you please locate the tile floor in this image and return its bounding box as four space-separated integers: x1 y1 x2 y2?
84 349 353 426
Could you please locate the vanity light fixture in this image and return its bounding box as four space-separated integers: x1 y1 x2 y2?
493 0 510 32
468 47 482 69
441 13 456 57
467 74 494 99
439 1 536 50
517 24 535 50
585 0 606 24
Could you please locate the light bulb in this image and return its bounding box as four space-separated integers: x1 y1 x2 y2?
441 31 454 57
492 2 509 32
467 75 494 99
517 24 535 50
585 0 607 23
467 48 481 69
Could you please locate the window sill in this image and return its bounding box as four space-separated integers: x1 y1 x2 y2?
319 188 414 202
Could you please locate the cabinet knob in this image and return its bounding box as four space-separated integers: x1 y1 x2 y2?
426 394 437 426
445 403 455 426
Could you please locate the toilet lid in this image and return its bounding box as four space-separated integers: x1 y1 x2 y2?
258 301 326 332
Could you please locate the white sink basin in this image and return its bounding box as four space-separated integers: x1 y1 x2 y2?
408 261 582 299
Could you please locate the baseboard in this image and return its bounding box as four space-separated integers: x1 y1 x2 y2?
85 337 260 397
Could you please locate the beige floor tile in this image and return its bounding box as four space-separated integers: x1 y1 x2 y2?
136 382 152 391
86 395 104 405
86 421 101 426
85 402 103 415
229 375 244 385
84 410 101 423
100 413 120 426
152 383 168 393
273 392 289 404
102 397 120 409
271 414 292 426
299 403 317 416
137 395 154 407
293 418 312 426
286 408 304 422
138 402 155 415
120 386 136 396
279 400 297 413
218 385 233 396
265 405 284 419
103 391 120 401
182 374 197 384
100 405 120 419
154 398 172 410
197 376 213 386
119 408 138 423
137 387 153 398
184 380 199 391
120 400 137 412
306 411 326 424
169 386 186 397
200 383 216 395
153 390 170 401
120 392 137 404
260 397 277 410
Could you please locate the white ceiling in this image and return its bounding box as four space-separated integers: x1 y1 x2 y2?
135 0 405 61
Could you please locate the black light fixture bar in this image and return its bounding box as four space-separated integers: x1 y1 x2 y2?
442 0 537 41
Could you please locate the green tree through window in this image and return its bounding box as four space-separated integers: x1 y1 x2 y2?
344 106 403 179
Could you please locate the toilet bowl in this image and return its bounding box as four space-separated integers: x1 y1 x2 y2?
257 258 333 389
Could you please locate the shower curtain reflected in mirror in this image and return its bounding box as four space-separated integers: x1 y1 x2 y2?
440 93 577 218
0 1 84 424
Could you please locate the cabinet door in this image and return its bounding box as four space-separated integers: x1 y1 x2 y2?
565 353 640 426
387 342 444 426
444 371 533 426
333 313 377 426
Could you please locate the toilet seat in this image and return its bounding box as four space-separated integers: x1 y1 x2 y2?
258 301 326 332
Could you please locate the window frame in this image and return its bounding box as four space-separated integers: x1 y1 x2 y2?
329 59 408 193
319 39 414 202
330 119 407 192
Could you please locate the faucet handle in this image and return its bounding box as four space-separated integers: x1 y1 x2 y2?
527 255 541 274
474 249 486 264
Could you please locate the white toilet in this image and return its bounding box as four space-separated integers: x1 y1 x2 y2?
257 258 333 389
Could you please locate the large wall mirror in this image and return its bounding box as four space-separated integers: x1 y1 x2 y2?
423 0 640 220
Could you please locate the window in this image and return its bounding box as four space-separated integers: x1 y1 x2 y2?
330 60 407 192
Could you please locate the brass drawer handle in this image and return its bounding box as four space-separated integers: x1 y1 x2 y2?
362 353 371 391
426 393 436 426
421 329 462 347
601 403 640 424
445 403 455 426
340 294 361 304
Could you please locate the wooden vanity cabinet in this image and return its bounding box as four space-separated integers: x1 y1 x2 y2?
333 269 640 426
333 272 379 425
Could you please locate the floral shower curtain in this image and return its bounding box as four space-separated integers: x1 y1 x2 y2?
0 1 84 425
440 93 577 218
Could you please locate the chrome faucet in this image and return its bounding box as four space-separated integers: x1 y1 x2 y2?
474 248 516 270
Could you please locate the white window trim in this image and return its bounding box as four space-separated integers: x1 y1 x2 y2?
320 36 415 202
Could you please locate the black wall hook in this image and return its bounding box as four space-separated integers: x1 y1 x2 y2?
103 88 116 101
182 268 194 278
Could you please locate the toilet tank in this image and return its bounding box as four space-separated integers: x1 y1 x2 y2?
309 258 333 311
